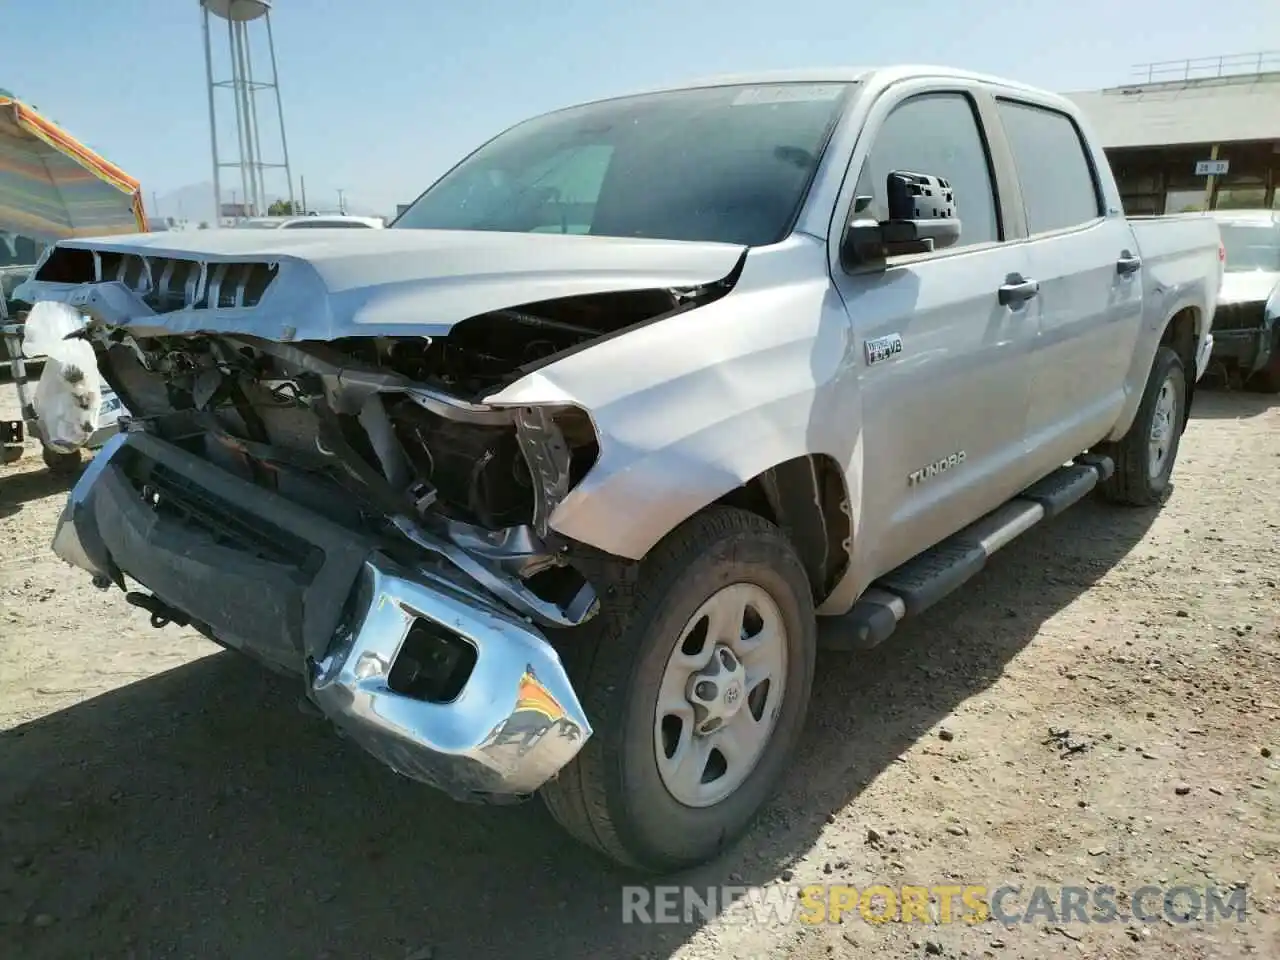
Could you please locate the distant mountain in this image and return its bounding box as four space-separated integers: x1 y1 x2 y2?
147 182 219 227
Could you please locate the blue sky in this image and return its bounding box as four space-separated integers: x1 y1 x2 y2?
6 0 1278 219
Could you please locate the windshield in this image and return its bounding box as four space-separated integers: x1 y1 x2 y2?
393 82 853 247
1219 223 1280 273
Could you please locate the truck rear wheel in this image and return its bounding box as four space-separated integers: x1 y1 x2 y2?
1096 345 1186 506
541 506 816 873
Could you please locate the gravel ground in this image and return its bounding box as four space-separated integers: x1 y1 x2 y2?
1 382 1277 960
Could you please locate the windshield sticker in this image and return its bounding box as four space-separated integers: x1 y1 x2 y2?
732 84 845 106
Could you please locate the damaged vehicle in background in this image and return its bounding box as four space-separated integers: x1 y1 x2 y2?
1203 209 1280 391
17 66 1222 873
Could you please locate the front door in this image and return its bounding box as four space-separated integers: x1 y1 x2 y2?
830 85 1038 583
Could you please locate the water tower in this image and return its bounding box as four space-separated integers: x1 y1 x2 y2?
200 0 295 222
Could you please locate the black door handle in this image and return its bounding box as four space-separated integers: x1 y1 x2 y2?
1116 252 1142 275
998 276 1039 306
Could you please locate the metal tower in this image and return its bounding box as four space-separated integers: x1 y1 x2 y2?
200 0 294 222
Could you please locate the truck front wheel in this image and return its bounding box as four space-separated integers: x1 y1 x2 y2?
541 506 816 873
1097 345 1186 506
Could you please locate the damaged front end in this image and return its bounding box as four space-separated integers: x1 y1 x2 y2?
23 238 742 800
55 430 592 800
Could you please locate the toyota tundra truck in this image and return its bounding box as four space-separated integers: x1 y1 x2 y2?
16 66 1223 874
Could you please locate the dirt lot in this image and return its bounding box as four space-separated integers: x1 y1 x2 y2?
1 383 1277 960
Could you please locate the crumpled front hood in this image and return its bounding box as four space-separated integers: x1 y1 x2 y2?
15 228 746 341
1218 270 1280 307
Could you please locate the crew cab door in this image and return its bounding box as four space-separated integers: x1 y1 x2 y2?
990 97 1143 468
829 83 1038 583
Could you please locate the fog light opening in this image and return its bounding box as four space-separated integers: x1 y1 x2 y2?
387 619 477 703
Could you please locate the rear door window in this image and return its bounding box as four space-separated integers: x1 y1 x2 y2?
995 100 1102 234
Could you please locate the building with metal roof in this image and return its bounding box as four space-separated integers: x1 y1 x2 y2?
1067 52 1280 215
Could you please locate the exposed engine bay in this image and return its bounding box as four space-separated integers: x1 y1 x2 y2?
82 280 736 629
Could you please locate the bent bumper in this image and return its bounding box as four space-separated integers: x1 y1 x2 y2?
309 556 591 797
52 432 591 800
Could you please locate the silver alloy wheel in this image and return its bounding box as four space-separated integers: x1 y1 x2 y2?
1148 373 1178 479
654 582 788 808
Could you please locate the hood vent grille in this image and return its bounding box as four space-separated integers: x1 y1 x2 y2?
34 247 277 314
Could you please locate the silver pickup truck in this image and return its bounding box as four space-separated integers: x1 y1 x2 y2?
17 66 1222 873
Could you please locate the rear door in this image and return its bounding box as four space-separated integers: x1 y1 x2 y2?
829 81 1038 580
992 98 1142 467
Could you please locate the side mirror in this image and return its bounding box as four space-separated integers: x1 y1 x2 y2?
840 171 962 269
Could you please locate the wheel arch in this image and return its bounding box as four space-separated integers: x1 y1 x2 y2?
712 453 852 604
551 449 855 608
1106 301 1203 443
1159 305 1199 430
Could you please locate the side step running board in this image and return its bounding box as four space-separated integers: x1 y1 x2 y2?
818 455 1114 651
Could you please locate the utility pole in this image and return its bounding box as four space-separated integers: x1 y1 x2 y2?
300 174 308 214
336 188 346 215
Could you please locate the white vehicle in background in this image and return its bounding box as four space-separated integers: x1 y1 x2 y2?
1203 209 1280 391
237 214 385 230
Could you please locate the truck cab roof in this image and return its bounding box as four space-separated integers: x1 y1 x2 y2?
621 65 1079 113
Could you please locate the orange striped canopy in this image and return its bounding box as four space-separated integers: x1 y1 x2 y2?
0 96 147 244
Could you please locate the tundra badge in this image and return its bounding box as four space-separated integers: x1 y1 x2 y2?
865 333 904 366
908 451 966 486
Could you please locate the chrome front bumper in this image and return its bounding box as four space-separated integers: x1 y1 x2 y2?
52 433 592 800
308 556 592 798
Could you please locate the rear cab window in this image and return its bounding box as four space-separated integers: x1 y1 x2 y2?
1217 221 1280 273
994 99 1103 234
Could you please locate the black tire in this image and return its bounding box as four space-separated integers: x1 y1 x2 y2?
1247 337 1280 394
41 445 82 476
541 506 817 873
1096 345 1186 506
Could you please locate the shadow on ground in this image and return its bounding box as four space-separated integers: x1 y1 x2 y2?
1191 383 1278 420
0 496 1159 960
0 457 78 519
